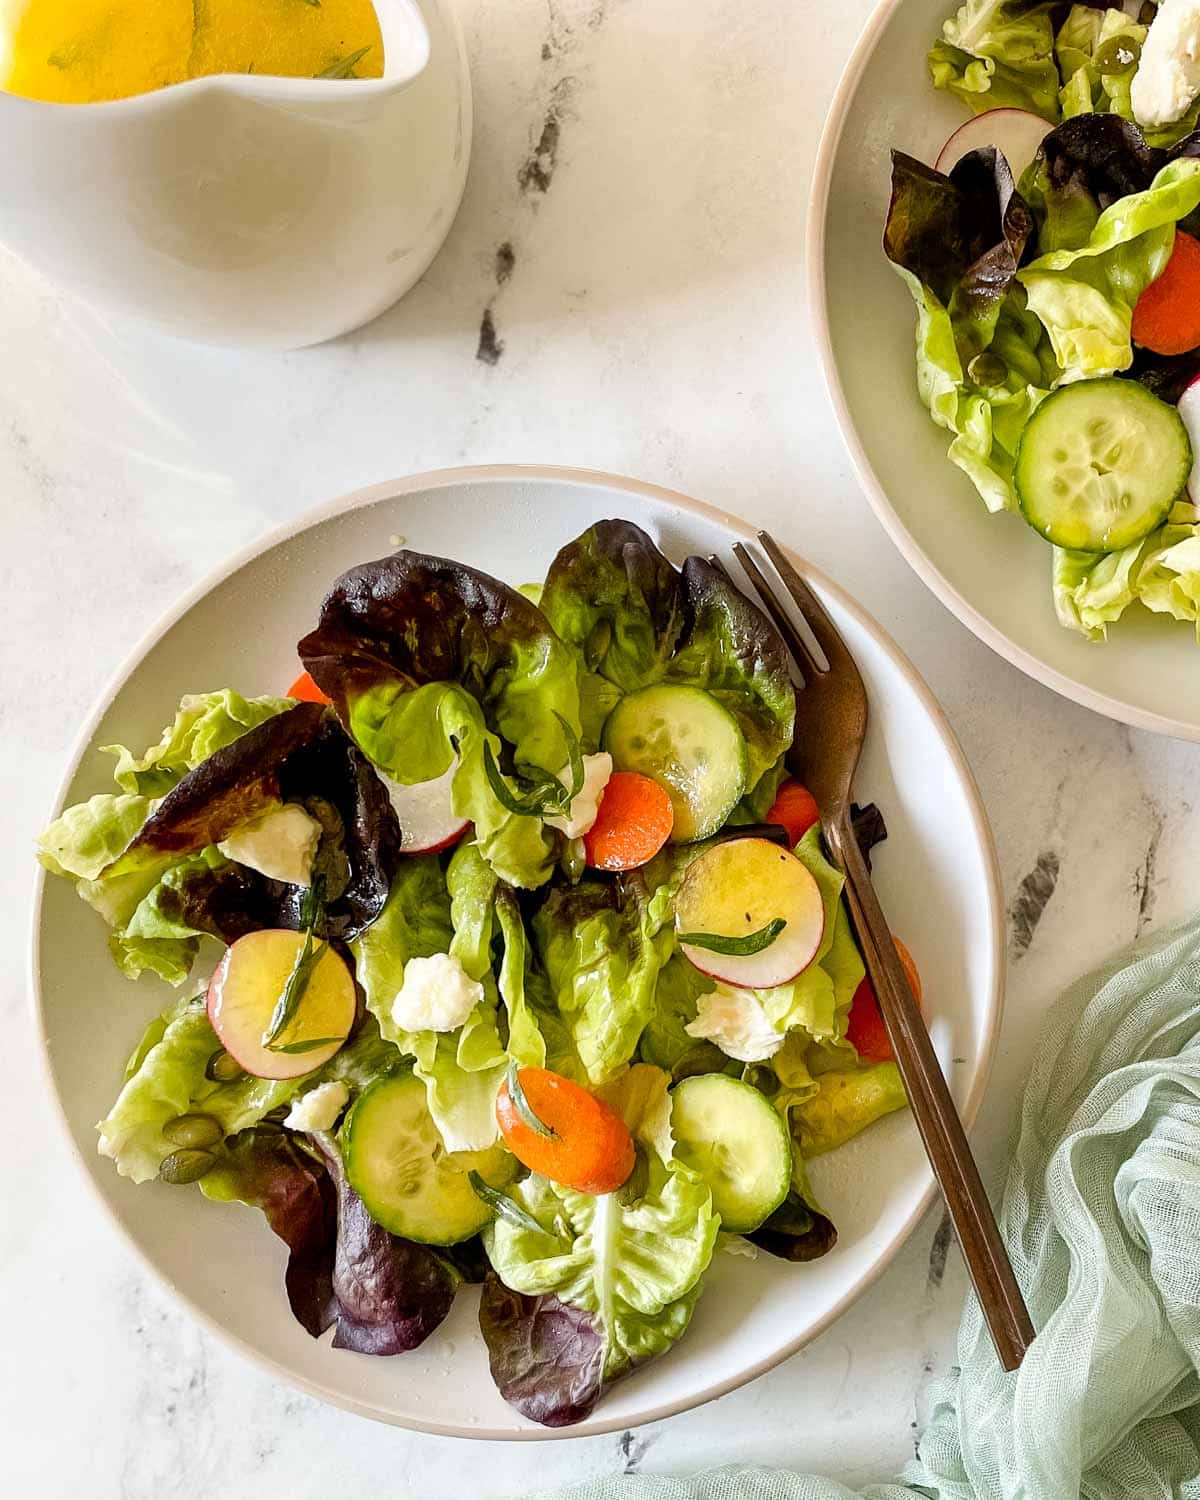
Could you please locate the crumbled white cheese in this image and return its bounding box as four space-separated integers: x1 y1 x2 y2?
217 802 322 886
392 952 483 1033
544 752 613 839
685 984 785 1063
284 1080 350 1133
1132 0 1200 127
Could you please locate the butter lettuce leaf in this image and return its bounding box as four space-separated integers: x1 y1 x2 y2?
480 1092 717 1426
928 0 1062 121
532 874 674 1084
103 689 294 797
38 791 192 976
38 792 154 883
98 997 397 1183
1018 158 1200 377
1053 502 1200 638
494 886 547 1068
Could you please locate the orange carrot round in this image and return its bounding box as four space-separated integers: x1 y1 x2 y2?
287 670 331 705
765 778 820 847
495 1067 635 1194
1132 230 1200 356
846 937 922 1062
583 771 674 871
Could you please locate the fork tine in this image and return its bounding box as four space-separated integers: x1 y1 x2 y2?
757 530 853 673
730 542 821 682
706 554 737 588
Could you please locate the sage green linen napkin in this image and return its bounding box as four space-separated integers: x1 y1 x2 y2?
532 914 1200 1500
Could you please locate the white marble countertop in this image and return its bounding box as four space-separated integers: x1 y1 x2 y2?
5 1 1199 1495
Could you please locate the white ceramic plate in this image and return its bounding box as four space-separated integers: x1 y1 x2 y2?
809 0 1200 743
31 466 1002 1439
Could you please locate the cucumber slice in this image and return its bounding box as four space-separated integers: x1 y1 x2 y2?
343 1073 516 1245
1014 378 1191 552
670 1074 790 1233
602 685 747 843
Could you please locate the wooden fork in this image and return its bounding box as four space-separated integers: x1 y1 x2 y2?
718 530 1034 1372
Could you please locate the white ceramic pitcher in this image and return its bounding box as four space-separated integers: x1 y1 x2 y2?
0 0 471 347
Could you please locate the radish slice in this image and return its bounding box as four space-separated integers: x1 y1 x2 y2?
207 930 356 1080
935 108 1050 183
385 761 469 854
674 837 825 990
1180 376 1200 503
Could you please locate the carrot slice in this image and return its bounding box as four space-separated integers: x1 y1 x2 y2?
496 1067 635 1195
287 671 331 705
765 778 820 847
583 771 674 871
846 937 922 1063
1132 230 1200 357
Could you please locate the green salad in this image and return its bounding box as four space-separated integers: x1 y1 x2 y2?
38 520 913 1427
885 0 1200 640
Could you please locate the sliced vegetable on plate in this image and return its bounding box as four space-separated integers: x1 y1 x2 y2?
674 837 825 989
207 924 357 1081
344 1072 516 1244
495 1065 635 1195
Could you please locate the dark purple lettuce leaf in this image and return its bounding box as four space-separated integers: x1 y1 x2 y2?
851 801 888 869
200 1130 338 1337
1027 117 1200 252
540 519 684 693
125 703 400 941
297 550 563 719
747 1190 838 1263
478 1273 605 1427
208 1131 456 1352
316 1136 456 1355
884 148 1033 344
132 703 327 855
1128 346 1200 404
1039 114 1161 209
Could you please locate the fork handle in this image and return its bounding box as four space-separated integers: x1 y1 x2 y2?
827 813 1035 1372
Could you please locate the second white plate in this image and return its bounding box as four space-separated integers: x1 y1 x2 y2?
810 0 1200 742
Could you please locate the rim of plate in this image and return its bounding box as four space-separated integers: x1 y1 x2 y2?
28 464 1005 1440
806 0 1200 746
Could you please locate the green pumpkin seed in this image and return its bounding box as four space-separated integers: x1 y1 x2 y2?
158 1148 217 1185
968 352 1009 387
205 1048 244 1084
162 1112 223 1149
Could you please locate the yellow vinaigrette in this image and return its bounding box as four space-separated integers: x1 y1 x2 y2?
1 0 384 103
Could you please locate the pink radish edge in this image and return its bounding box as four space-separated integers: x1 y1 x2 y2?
1179 376 1200 504
935 107 1050 182
386 761 470 855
